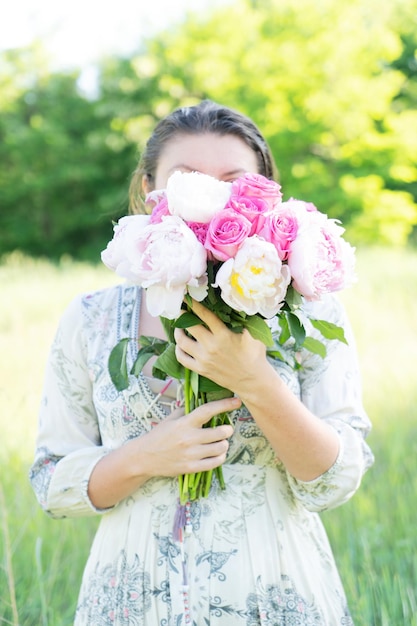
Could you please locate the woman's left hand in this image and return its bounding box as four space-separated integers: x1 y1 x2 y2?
173 300 269 395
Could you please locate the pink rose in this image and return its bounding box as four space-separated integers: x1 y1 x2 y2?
224 195 268 235
288 212 356 300
259 202 300 261
231 173 282 211
204 208 252 262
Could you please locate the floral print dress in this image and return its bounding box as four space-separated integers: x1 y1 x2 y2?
30 284 373 625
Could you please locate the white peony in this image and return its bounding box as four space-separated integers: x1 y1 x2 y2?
214 236 291 318
166 171 232 223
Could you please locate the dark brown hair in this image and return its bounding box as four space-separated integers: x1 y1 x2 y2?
129 99 277 213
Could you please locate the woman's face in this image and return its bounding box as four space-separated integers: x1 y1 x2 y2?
149 132 260 190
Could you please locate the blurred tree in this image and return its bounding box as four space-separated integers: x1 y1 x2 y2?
0 46 136 260
0 0 416 258
121 0 417 245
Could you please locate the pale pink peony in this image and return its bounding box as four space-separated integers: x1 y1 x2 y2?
288 212 356 300
286 198 318 213
104 215 208 318
231 173 282 211
204 208 252 262
101 215 151 281
213 236 291 318
166 171 231 223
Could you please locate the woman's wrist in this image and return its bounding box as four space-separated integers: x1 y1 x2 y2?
88 438 153 509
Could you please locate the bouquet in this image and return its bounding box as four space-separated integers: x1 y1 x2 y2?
101 171 356 504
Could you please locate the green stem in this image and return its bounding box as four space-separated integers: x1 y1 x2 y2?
203 469 213 498
184 368 191 414
180 366 231 502
215 465 226 490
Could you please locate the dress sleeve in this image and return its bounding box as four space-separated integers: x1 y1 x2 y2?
285 295 374 512
29 296 113 519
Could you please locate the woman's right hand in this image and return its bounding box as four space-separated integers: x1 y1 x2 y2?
88 396 240 510
135 396 240 479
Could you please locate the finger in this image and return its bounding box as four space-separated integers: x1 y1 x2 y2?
174 327 198 354
165 406 186 421
183 446 230 474
174 321 211 351
189 299 226 332
197 437 231 459
199 423 234 444
185 397 241 428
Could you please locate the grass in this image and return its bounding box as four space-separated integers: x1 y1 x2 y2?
1 247 416 625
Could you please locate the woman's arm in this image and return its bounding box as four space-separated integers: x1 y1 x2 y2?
173 299 364 484
30 296 238 515
87 397 238 509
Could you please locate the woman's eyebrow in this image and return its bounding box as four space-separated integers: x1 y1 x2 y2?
167 166 248 177
167 164 194 175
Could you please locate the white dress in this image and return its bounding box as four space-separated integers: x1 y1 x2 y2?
30 284 374 625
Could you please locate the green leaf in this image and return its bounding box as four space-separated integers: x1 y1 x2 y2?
215 309 233 324
131 336 169 377
130 347 157 377
243 315 274 347
198 376 232 396
153 343 184 379
302 336 327 358
138 335 168 351
284 284 303 310
287 312 306 348
160 317 176 343
277 314 290 345
151 366 169 381
267 347 287 362
205 387 234 401
108 338 130 391
190 369 200 398
184 293 193 308
174 312 203 329
310 319 348 344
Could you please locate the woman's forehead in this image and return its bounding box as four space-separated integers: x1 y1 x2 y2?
154 132 259 187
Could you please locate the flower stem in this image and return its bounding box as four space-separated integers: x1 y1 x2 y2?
179 368 231 502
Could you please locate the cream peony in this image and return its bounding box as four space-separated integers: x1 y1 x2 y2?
213 236 291 318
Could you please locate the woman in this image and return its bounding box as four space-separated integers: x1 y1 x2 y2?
30 100 374 625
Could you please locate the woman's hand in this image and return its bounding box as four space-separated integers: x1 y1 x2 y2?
137 396 239 479
174 300 269 396
174 300 340 483
87 396 240 509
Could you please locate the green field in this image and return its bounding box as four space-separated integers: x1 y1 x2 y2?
1 248 416 625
